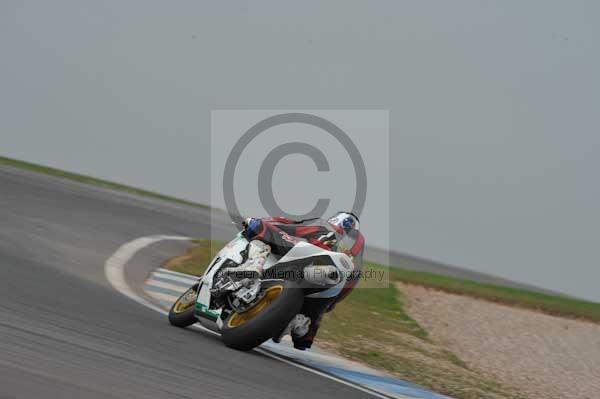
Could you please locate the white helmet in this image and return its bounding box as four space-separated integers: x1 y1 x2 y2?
328 211 360 233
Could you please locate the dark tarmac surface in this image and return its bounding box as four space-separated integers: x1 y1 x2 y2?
0 166 370 398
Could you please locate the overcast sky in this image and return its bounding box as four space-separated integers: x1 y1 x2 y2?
2 1 599 301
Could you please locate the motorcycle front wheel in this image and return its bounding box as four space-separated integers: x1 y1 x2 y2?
221 279 303 351
168 283 199 328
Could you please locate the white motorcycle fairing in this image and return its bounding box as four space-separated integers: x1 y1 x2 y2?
194 233 355 330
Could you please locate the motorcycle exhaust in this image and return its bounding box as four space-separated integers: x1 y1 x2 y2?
303 265 342 286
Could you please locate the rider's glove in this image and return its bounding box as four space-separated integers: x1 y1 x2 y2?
242 217 262 239
316 231 337 247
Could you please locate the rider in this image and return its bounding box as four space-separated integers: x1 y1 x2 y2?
230 211 364 350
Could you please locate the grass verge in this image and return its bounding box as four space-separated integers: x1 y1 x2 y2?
163 239 225 275
165 239 527 399
0 155 208 209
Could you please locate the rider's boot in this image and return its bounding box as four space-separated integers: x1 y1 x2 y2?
291 321 317 351
291 297 334 350
272 314 311 344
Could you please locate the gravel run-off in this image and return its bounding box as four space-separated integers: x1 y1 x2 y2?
401 283 600 399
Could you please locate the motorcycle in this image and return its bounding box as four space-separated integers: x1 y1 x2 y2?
168 231 354 351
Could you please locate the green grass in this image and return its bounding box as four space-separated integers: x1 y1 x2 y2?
163 239 225 276
0 155 209 209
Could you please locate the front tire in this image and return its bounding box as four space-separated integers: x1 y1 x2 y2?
222 280 303 351
168 283 199 328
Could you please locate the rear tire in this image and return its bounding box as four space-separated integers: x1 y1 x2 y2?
168 284 199 328
222 280 303 351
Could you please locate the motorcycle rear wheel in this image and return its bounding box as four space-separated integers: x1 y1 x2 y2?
221 280 303 351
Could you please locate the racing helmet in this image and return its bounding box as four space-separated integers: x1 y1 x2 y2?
327 211 360 233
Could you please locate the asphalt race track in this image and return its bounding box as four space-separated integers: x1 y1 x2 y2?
0 166 377 399
1 164 553 398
